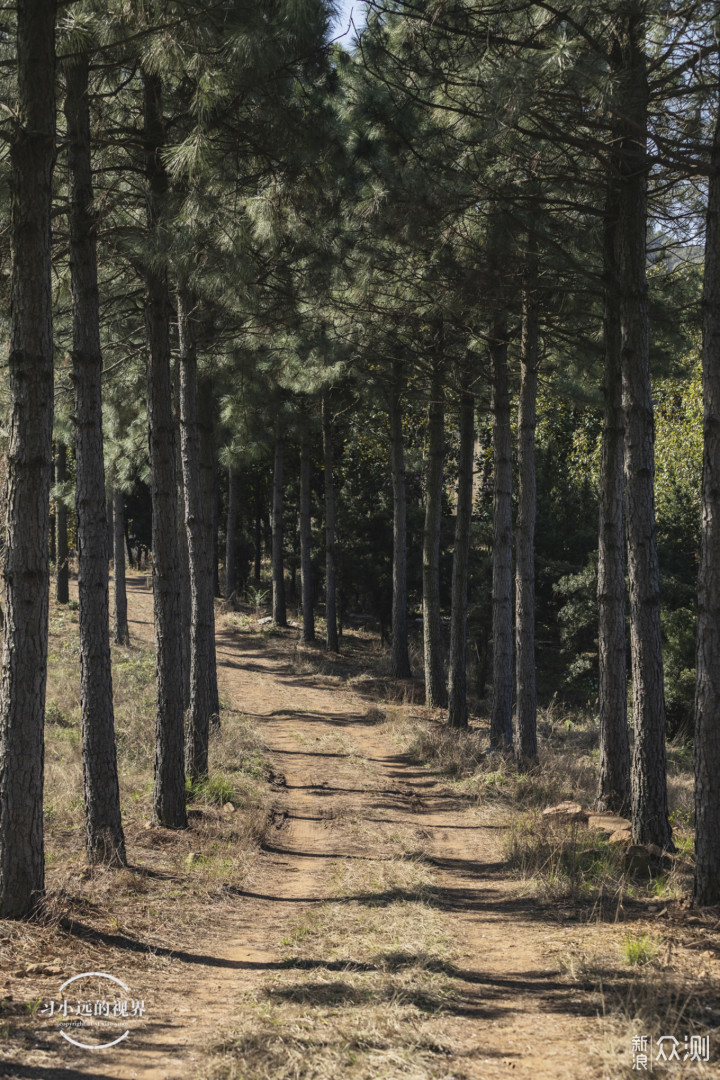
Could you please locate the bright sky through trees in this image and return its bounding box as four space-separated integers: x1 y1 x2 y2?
332 0 365 41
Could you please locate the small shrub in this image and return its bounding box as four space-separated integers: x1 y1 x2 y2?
187 774 237 806
45 699 71 727
623 932 657 966
245 584 269 613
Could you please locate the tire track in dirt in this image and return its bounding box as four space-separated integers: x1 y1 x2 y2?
45 582 605 1080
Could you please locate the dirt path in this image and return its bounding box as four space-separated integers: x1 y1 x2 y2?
46 583 605 1080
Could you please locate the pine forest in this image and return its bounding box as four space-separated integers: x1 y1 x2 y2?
1 1 720 1076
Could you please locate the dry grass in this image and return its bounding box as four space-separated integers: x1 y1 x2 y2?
559 924 720 1078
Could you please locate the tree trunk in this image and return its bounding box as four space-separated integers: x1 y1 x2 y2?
178 292 218 780
390 360 412 679
143 71 186 829
176 421 191 713
213 476 221 598
225 466 241 602
323 393 339 653
50 472 56 565
300 409 315 643
253 493 262 587
56 441 69 605
490 315 514 750
515 270 539 768
271 421 287 626
597 177 630 815
199 377 220 720
106 491 113 571
447 377 475 728
66 55 126 866
113 489 129 645
423 356 447 708
616 13 672 850
695 84 720 905
0 0 57 918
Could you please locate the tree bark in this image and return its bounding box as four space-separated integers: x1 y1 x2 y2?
55 441 69 605
213 476 221 598
199 377 220 721
176 423 191 712
597 176 630 815
447 376 475 728
271 421 287 626
300 409 315 643
106 491 113 572
225 466 241 602
0 0 57 917
50 493 56 566
179 292 218 780
253 488 262 586
515 277 539 768
423 356 447 708
113 489 129 645
323 393 339 653
66 55 126 866
616 13 672 850
490 315 514 750
143 71 186 829
695 81 720 905
390 360 412 679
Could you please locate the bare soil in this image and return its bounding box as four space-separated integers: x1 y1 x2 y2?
1 582 717 1079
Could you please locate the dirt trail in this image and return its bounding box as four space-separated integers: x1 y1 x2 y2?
51 583 604 1080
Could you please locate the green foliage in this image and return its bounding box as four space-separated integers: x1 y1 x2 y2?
623 933 657 967
554 558 599 702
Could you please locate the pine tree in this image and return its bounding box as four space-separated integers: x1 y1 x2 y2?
0 0 57 917
65 45 126 864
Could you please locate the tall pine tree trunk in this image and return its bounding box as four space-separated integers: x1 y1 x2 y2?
106 493 113 572
225 466 241 602
447 376 475 729
490 315 513 750
272 420 287 626
616 13 672 850
143 71 186 829
694 84 720 905
390 360 412 679
113 489 129 645
0 0 57 917
515 270 539 768
179 293 217 780
176 425 191 712
56 442 69 605
213 476 221 598
300 410 315 643
50 477 56 566
597 177 630 815
323 393 339 653
253 489 262 586
66 55 126 866
423 356 447 708
199 377 220 720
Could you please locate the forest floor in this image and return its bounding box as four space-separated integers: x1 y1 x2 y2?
0 577 718 1079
